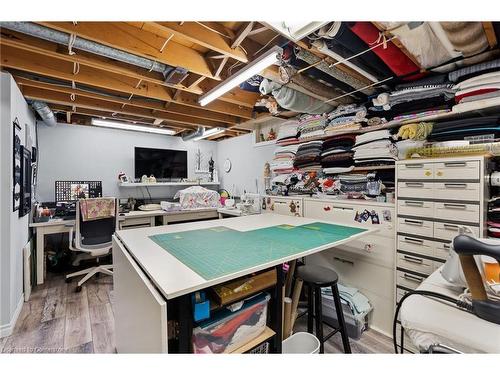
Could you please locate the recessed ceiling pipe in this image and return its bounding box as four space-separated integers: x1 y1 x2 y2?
181 126 205 141
31 101 57 127
0 22 173 77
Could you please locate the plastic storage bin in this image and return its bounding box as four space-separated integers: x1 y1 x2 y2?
282 332 320 354
192 293 270 354
321 294 370 340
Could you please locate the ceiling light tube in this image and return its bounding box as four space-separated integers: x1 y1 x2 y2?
192 127 225 141
91 118 176 135
198 45 283 107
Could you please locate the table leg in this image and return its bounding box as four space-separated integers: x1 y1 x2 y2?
270 265 284 353
177 294 193 353
36 228 45 285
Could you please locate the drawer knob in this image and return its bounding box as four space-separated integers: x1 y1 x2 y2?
364 243 373 252
323 206 331 211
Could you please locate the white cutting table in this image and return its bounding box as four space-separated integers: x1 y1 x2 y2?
112 213 375 353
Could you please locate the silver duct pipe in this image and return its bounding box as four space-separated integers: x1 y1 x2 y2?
0 22 173 77
181 126 205 141
32 101 57 127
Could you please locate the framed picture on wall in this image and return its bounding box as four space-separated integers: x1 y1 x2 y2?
12 118 22 212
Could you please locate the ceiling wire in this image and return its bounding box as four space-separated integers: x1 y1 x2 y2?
195 22 232 39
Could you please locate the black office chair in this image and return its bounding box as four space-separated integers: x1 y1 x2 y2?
65 197 118 292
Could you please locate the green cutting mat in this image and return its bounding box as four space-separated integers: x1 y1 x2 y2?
149 222 366 280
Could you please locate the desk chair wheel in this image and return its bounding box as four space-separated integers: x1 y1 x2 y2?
75 285 82 293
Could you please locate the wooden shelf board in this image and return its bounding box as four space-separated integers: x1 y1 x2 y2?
226 326 275 354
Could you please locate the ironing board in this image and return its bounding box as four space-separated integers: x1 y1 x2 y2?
400 267 500 353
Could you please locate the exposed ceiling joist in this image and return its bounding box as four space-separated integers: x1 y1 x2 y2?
129 22 248 63
37 22 219 80
20 85 227 128
0 45 253 119
14 76 239 125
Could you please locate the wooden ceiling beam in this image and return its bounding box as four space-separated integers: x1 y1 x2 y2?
1 28 258 108
50 104 188 131
20 85 225 128
128 22 248 63
14 76 238 125
38 22 219 80
482 22 498 48
0 45 253 119
0 29 205 95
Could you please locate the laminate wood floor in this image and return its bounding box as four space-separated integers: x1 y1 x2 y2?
1 272 393 354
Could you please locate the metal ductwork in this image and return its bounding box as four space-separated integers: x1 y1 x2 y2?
181 126 205 141
31 101 57 127
0 22 174 78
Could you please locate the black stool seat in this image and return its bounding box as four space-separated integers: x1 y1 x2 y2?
296 265 339 286
296 264 351 354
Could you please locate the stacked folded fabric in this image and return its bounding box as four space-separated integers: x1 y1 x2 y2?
321 135 356 174
337 174 369 194
453 71 500 104
353 129 398 166
270 145 299 174
276 120 300 145
297 114 327 140
488 197 500 238
428 116 500 142
293 140 323 172
324 104 367 136
370 75 456 120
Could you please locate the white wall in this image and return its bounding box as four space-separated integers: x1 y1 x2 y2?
0 72 36 336
216 133 275 197
37 123 218 201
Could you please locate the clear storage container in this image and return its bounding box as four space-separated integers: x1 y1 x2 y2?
192 293 270 354
321 294 370 340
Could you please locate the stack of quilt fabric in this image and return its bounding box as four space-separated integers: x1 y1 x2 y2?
353 129 398 167
321 135 356 174
293 140 323 173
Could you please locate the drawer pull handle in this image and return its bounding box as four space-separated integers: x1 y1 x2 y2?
443 224 459 230
405 182 424 187
444 162 467 167
406 164 424 169
403 255 424 264
403 273 424 283
443 243 451 249
404 237 424 245
443 203 467 210
404 201 424 207
334 257 354 266
444 183 467 189
332 206 354 211
404 219 423 226
323 206 331 211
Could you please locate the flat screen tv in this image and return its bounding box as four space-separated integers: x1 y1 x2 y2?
134 147 188 180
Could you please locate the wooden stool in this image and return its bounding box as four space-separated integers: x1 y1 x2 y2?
296 264 351 354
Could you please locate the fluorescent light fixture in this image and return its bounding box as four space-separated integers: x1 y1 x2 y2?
265 22 329 41
91 118 176 135
192 127 225 141
198 45 283 107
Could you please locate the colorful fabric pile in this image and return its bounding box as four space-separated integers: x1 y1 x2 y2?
276 120 300 145
297 114 328 140
293 140 323 172
324 104 367 136
453 70 500 106
321 135 356 174
353 130 398 166
270 145 299 174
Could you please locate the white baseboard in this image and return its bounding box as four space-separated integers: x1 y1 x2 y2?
0 292 25 338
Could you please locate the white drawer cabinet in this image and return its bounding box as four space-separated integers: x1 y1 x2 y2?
395 156 487 302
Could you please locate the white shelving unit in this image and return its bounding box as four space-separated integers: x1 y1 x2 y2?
118 182 220 188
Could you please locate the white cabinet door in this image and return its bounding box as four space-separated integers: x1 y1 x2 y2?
113 236 168 353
